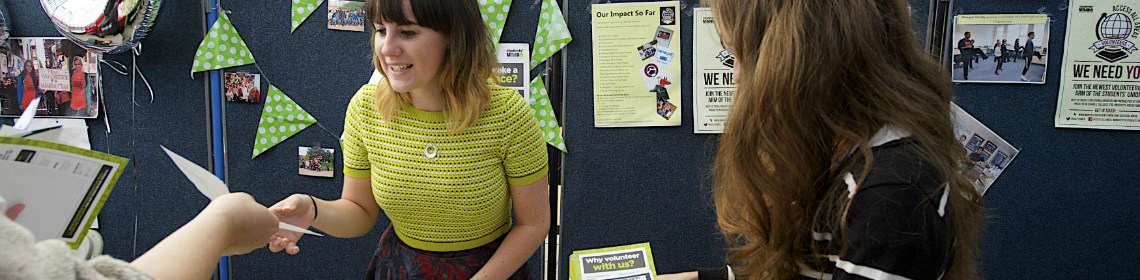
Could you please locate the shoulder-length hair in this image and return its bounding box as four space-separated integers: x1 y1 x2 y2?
705 0 983 279
366 0 497 131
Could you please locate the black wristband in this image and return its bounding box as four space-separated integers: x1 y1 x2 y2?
697 265 730 280
308 195 319 221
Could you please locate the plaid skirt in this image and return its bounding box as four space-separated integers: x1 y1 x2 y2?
364 226 530 280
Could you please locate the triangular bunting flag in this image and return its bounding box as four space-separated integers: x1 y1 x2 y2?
192 12 256 75
478 0 512 44
528 76 566 152
530 0 571 67
253 85 317 158
291 0 326 32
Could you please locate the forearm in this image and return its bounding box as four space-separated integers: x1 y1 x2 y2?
472 223 549 280
131 217 227 280
312 197 377 237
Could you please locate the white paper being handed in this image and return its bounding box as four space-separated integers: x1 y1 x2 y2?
161 146 230 200
14 97 41 130
161 146 323 237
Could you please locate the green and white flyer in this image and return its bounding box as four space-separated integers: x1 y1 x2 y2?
569 242 658 280
0 136 127 249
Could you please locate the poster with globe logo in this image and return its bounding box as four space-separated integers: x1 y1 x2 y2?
1055 0 1140 130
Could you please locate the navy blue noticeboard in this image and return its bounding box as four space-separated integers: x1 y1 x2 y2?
951 1 1140 279
559 0 1139 279
559 1 726 278
214 2 382 278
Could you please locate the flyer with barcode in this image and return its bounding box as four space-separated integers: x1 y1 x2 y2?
0 136 126 249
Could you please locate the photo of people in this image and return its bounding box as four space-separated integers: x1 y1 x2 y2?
0 37 101 118
654 27 674 48
224 72 261 103
636 40 658 61
298 146 335 178
951 103 1019 195
951 14 1049 84
656 100 677 120
328 0 366 32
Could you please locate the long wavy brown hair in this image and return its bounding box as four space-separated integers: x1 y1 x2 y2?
366 0 497 131
705 0 983 279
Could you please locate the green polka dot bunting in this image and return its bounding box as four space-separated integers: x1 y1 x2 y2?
253 85 317 158
291 0 326 32
478 0 511 44
530 0 571 67
528 76 566 152
191 12 256 75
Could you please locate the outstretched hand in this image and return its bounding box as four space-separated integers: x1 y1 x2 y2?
197 193 280 256
268 194 316 255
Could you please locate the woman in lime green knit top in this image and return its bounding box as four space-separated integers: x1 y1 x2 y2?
265 0 550 279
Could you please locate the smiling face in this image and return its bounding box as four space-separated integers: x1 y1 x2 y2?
365 0 497 130
373 0 448 95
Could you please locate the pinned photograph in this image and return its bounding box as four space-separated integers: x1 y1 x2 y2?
224 72 261 103
0 38 101 118
636 40 657 61
655 47 676 65
951 14 1050 84
298 146 335 178
656 100 677 120
951 103 1019 195
654 26 674 48
652 85 670 102
328 0 366 32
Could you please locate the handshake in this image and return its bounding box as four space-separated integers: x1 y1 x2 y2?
1 192 322 280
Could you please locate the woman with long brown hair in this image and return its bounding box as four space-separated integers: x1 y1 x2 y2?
264 0 550 279
666 0 984 279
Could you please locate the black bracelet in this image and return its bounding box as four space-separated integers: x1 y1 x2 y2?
308 195 319 221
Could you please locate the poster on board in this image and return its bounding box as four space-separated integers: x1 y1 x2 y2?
692 8 735 134
496 43 530 99
592 1 682 127
1055 0 1140 130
